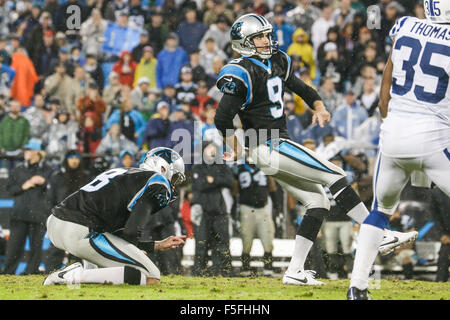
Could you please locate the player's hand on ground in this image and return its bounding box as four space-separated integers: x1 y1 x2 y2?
156 235 187 251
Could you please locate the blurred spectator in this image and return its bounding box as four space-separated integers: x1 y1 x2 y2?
77 82 106 130
200 15 231 52
44 108 78 165
56 47 75 77
131 30 151 63
318 42 346 92
104 98 146 146
131 76 153 119
176 8 208 55
332 0 356 29
147 12 170 56
284 98 305 144
175 66 198 105
285 0 321 33
205 56 225 89
377 1 402 51
23 94 50 141
272 10 295 53
77 111 102 155
310 4 335 55
133 46 157 89
190 80 216 120
358 78 379 117
31 29 58 79
156 33 189 89
79 8 107 58
84 54 105 93
316 26 341 64
232 163 276 276
157 84 178 114
191 140 234 276
353 64 380 98
44 150 88 272
69 46 85 68
189 50 207 83
287 28 316 80
253 0 269 16
112 50 136 89
118 149 136 168
144 101 171 150
0 100 30 169
104 0 129 22
128 0 149 30
3 139 51 275
331 91 368 140
203 0 234 27
10 48 39 107
102 72 122 116
169 104 196 149
0 53 15 97
199 38 227 75
0 37 11 66
96 123 138 161
180 191 194 238
73 65 94 108
44 61 77 112
26 11 54 61
429 187 450 282
318 76 343 115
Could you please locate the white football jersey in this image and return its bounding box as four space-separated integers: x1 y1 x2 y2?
380 16 450 157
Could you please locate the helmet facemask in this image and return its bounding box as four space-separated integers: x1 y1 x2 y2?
246 31 278 59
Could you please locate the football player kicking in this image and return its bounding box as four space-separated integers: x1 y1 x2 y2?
214 13 418 286
43 147 186 286
348 0 450 299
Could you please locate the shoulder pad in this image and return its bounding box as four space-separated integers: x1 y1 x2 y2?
217 63 252 105
389 16 411 42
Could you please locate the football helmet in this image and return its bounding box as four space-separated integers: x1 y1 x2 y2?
424 0 450 23
230 13 278 59
140 147 186 186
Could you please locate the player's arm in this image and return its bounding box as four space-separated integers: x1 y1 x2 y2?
285 72 330 127
214 80 247 161
379 48 394 118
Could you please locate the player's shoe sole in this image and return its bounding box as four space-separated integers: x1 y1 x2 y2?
379 230 418 256
43 262 83 285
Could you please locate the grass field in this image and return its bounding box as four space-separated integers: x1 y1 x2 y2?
0 275 448 300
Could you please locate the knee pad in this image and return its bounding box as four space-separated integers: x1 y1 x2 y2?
124 266 146 285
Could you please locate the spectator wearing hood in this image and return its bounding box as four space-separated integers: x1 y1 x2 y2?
199 15 230 52
3 139 52 275
113 50 137 88
96 123 139 162
287 28 316 80
118 150 136 168
133 46 157 89
77 111 102 155
44 150 88 272
156 33 189 89
272 10 295 53
10 48 39 107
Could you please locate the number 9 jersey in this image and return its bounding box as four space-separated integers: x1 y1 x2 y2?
381 16 450 158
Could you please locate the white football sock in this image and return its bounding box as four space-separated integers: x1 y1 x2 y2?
72 267 146 285
346 202 369 224
286 235 313 273
350 224 385 290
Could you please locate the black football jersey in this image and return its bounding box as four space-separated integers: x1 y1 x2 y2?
216 51 293 142
235 163 269 208
51 168 172 233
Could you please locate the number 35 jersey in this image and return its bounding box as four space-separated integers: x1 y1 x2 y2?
216 51 293 141
51 168 172 233
381 16 450 157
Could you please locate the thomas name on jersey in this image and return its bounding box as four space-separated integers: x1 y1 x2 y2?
409 20 450 40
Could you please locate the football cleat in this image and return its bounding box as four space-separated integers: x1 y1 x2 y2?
43 262 83 285
347 287 372 300
379 230 418 256
282 270 324 286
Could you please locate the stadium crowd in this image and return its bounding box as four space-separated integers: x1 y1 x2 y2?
0 0 447 282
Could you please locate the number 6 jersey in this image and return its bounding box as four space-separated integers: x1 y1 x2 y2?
380 16 450 157
51 168 172 233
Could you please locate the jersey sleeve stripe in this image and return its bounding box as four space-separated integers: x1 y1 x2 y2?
127 173 171 211
280 51 292 81
218 64 253 107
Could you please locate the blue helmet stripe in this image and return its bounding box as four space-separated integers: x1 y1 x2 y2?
251 14 266 26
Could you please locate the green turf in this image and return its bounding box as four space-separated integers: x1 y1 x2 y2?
0 275 448 300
